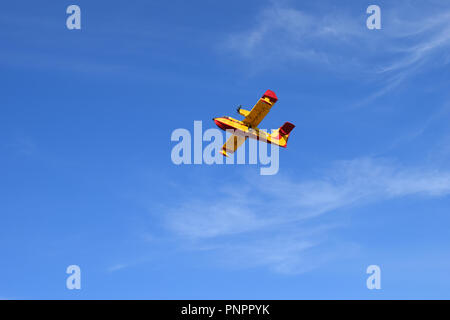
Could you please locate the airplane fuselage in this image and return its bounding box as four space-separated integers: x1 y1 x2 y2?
213 116 275 144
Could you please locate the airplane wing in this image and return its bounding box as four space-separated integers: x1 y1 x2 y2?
242 90 278 128
220 134 247 157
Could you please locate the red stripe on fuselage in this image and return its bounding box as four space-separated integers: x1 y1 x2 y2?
214 119 236 131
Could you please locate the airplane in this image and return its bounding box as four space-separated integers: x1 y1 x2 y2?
213 90 295 157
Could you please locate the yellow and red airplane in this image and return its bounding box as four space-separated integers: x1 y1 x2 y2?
213 90 295 157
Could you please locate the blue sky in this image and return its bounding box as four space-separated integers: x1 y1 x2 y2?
1 0 450 299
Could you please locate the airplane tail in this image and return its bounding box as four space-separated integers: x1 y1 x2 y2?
270 122 295 147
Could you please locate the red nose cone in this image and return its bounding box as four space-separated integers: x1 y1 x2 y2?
262 90 278 103
214 118 226 130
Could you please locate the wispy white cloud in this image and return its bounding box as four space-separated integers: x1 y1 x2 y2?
223 2 450 100
378 11 450 72
168 158 450 238
164 157 450 273
204 223 358 274
225 5 364 68
107 264 129 273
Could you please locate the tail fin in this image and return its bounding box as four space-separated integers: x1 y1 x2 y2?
271 122 295 147
279 122 295 136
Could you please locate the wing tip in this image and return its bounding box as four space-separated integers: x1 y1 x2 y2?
220 150 229 157
263 90 278 103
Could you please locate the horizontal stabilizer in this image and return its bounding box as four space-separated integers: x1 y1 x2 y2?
237 106 251 117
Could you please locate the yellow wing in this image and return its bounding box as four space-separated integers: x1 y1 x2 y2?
243 90 278 128
220 134 247 157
